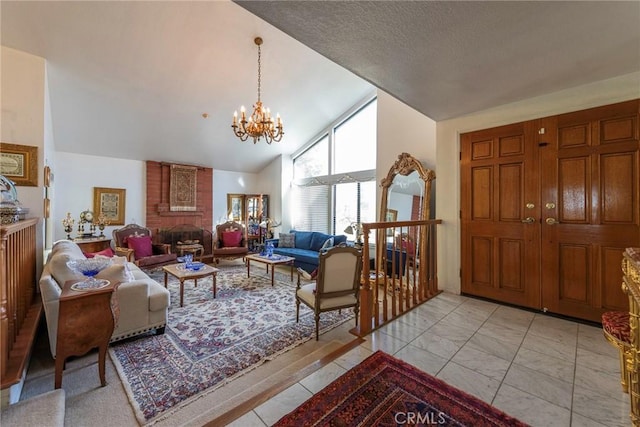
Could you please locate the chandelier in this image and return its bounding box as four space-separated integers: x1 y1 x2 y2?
232 37 284 144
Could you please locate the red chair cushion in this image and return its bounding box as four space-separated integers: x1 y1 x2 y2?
127 235 153 259
84 247 115 258
602 311 630 343
222 230 242 247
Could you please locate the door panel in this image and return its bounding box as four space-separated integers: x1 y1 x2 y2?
462 99 639 322
461 122 540 308
540 101 639 322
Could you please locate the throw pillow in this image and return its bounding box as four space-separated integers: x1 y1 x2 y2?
84 247 115 258
127 235 153 259
279 232 295 248
96 264 135 283
222 230 242 247
320 237 334 252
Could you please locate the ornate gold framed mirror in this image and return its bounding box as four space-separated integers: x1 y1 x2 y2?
379 152 435 224
377 153 435 278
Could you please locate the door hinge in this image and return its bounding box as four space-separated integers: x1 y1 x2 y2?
459 152 462 161
459 268 462 278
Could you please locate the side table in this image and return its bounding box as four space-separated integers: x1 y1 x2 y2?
55 280 119 389
176 243 204 261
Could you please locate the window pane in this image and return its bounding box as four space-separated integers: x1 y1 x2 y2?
360 181 377 242
334 100 377 174
294 136 328 179
292 185 329 233
334 183 358 237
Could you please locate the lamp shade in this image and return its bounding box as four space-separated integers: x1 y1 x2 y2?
344 225 354 235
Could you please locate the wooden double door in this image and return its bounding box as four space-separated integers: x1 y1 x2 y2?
461 100 640 322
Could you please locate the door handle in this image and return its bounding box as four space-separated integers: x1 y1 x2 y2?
521 217 535 224
545 217 558 225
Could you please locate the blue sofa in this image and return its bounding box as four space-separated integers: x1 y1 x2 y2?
265 230 347 272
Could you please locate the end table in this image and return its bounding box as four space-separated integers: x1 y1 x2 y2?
55 280 119 389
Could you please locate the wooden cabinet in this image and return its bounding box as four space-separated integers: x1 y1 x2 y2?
73 237 111 253
55 280 118 389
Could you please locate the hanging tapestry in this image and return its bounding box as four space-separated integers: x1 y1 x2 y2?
170 164 197 211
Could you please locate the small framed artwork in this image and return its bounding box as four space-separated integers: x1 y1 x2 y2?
227 193 245 221
385 209 398 236
0 142 38 186
93 187 126 225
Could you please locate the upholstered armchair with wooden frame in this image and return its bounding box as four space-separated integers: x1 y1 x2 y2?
213 220 249 264
296 245 363 340
112 224 177 268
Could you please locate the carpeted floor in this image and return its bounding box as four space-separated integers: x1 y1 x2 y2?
274 350 530 427
110 264 353 424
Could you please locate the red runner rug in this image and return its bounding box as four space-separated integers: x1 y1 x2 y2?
275 350 528 427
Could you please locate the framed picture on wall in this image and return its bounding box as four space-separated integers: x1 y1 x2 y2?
227 193 244 221
93 187 126 225
0 142 38 186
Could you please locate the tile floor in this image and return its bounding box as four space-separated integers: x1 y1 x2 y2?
228 292 630 427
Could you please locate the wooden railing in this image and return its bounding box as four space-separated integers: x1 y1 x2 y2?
1 217 42 389
354 219 442 337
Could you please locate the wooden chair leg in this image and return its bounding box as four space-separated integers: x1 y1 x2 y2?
315 313 320 340
296 299 300 323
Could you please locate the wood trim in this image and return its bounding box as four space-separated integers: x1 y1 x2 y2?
203 337 365 426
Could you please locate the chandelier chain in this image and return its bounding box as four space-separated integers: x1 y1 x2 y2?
257 43 261 102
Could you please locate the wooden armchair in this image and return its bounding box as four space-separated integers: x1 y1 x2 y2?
213 220 249 264
295 245 362 340
112 224 177 268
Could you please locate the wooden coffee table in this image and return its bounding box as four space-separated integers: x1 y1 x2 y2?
162 263 219 307
245 253 295 286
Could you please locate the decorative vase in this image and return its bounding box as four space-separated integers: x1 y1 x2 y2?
266 241 274 257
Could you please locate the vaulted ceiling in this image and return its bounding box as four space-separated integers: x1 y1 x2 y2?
2 1 639 173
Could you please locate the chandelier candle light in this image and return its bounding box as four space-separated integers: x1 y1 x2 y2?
232 37 284 144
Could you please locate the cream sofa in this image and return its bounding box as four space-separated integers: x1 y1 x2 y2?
40 240 170 357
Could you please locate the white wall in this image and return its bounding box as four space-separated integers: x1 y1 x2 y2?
212 169 258 223
1 47 46 217
436 71 640 295
1 46 47 274
53 152 146 242
377 90 437 220
256 155 283 231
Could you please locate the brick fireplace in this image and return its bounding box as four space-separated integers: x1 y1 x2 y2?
145 160 213 236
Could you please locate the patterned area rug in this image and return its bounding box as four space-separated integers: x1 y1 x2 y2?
275 350 529 427
109 264 352 424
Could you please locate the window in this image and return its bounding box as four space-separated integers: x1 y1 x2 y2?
292 97 377 236
293 135 328 179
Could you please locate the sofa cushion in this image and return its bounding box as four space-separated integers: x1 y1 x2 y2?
310 232 332 251
333 235 347 246
49 253 86 285
222 230 242 247
273 248 318 266
96 263 135 283
294 231 314 250
84 247 115 258
279 232 295 248
128 235 153 259
321 237 334 251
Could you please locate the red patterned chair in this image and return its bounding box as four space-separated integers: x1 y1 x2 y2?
602 310 631 392
213 220 249 264
113 224 177 268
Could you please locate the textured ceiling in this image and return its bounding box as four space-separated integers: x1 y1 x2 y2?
237 1 640 120
2 1 639 173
